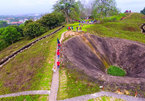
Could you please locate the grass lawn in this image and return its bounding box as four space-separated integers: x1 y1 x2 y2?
0 95 48 101
0 27 66 100
88 96 125 101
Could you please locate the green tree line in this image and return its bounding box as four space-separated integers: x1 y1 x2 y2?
0 12 65 51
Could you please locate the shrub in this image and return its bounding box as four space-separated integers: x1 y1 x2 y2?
107 66 126 76
23 22 46 38
1 26 22 44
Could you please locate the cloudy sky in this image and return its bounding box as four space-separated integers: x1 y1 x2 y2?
0 0 144 15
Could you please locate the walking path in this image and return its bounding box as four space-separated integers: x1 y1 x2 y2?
49 31 66 101
60 91 145 101
0 90 50 98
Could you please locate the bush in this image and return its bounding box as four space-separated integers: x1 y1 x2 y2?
0 40 9 51
107 66 126 76
23 22 46 38
38 13 65 29
101 13 126 23
1 26 22 44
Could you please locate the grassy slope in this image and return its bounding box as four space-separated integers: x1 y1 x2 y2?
87 13 145 43
0 27 61 61
0 27 66 100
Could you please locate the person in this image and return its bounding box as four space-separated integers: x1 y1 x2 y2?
76 27 78 32
57 38 60 44
57 50 60 59
52 66 56 72
71 26 73 30
58 43 61 49
80 27 82 30
79 24 81 26
57 60 60 68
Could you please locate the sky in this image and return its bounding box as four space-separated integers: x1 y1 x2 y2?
0 0 145 15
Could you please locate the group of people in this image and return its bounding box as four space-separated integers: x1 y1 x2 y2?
67 26 73 30
52 38 61 72
125 10 132 13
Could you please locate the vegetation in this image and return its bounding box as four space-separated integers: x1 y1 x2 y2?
88 96 125 101
140 7 145 15
87 13 145 44
107 66 126 76
54 0 82 23
0 95 48 101
38 12 65 29
0 25 23 50
0 12 65 51
0 21 8 28
57 66 100 100
23 22 46 38
101 13 126 22
0 27 65 101
0 27 60 61
92 0 120 18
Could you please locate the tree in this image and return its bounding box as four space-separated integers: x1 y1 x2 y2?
10 25 24 37
54 0 80 23
0 21 8 28
0 28 5 35
38 13 65 29
24 19 33 26
141 7 145 15
23 22 46 38
92 0 119 18
1 26 21 44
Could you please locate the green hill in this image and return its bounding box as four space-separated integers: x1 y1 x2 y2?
0 13 145 100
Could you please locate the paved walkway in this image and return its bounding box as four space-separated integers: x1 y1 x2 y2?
59 91 145 101
0 90 50 98
49 31 66 101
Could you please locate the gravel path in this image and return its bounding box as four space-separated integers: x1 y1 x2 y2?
0 90 50 98
49 31 66 101
59 91 145 101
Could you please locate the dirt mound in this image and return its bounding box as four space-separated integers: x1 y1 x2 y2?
61 34 145 84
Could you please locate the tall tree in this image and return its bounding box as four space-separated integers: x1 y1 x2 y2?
54 0 80 23
92 0 119 18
